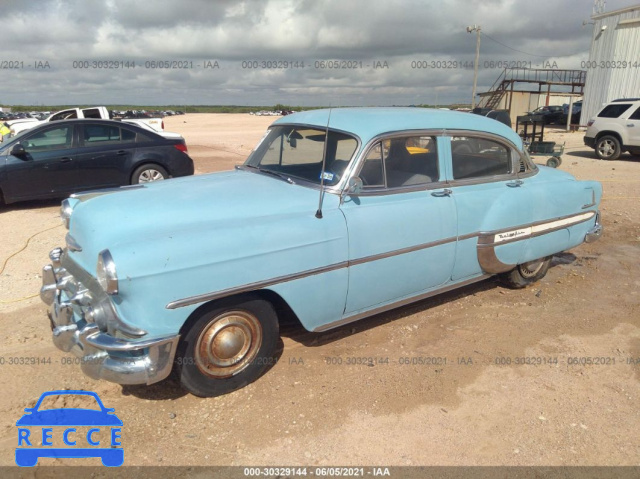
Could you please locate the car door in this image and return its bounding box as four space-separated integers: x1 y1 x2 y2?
446 134 533 281
3 124 77 201
340 134 457 316
625 106 640 147
73 123 137 188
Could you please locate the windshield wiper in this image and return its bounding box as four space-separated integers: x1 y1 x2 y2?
244 165 295 184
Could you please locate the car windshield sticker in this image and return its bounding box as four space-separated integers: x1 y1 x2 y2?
321 171 335 182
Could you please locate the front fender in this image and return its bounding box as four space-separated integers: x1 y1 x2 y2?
107 203 349 335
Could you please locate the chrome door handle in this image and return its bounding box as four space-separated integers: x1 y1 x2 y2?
431 189 452 197
506 180 523 187
627 124 635 127
59 157 73 163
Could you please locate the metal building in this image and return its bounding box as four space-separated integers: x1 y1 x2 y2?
581 4 640 125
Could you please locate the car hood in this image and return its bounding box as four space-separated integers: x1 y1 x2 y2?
67 169 340 273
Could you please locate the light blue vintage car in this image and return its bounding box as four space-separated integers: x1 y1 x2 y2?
41 108 603 397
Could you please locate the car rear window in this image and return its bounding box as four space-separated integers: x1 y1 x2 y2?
598 104 632 118
451 136 512 180
629 107 640 120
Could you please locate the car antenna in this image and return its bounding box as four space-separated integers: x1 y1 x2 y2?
315 108 332 219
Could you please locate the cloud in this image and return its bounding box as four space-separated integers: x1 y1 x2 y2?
0 0 634 106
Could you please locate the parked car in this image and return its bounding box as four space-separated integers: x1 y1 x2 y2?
584 98 640 160
6 106 165 137
41 108 602 397
471 108 512 127
0 119 193 205
526 105 564 125
561 100 582 125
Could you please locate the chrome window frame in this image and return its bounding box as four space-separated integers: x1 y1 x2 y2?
341 129 537 196
241 123 362 195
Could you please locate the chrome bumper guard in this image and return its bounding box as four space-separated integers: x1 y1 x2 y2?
585 212 603 243
41 248 179 385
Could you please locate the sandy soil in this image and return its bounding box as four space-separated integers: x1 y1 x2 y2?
0 114 639 467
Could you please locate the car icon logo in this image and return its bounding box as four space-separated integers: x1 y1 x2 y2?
16 390 123 467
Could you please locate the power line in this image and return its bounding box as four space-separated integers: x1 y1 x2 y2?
481 32 551 58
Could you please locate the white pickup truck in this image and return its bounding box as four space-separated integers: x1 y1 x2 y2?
5 106 165 137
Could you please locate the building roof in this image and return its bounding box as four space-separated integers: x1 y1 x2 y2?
592 4 640 20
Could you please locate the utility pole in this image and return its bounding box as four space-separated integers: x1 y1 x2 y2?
467 24 481 109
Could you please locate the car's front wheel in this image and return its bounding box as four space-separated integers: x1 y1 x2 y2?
175 295 279 397
499 256 552 289
595 135 621 160
131 164 169 184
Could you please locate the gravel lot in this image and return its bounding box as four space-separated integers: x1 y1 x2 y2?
0 113 639 467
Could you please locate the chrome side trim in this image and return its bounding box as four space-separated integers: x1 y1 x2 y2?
478 211 596 247
313 274 491 332
349 236 458 267
167 236 460 309
166 261 349 309
457 232 479 242
476 211 596 274
166 211 597 310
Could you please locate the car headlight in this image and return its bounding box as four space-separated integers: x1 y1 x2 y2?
60 199 74 229
96 250 118 295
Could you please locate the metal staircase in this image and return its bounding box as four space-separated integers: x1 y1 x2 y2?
479 68 586 109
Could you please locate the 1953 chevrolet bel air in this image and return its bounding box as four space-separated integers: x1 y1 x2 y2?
41 108 603 397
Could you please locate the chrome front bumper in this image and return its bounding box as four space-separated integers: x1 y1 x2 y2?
41 248 179 385
585 212 603 243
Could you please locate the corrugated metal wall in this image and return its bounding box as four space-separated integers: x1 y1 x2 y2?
581 6 640 124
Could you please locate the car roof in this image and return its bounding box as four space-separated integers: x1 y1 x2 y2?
272 107 523 148
48 118 145 127
28 118 160 136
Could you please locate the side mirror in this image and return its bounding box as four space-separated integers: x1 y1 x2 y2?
11 144 27 157
346 176 363 195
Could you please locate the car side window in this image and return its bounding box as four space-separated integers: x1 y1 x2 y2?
451 136 512 180
82 125 124 145
629 107 640 120
50 110 77 121
23 126 73 152
121 128 136 142
598 104 632 118
360 136 439 189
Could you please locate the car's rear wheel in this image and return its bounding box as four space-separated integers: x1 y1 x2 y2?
175 295 279 397
131 164 168 184
595 135 621 160
499 256 552 289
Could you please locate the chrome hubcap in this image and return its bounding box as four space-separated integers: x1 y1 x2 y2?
598 140 614 158
138 169 165 183
519 260 544 279
195 311 262 378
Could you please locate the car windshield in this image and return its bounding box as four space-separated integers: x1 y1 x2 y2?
244 126 358 186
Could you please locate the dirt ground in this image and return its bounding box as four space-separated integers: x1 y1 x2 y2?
0 114 639 467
